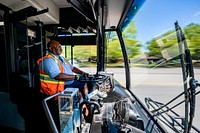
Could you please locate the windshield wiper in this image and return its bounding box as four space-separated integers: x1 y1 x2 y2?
175 21 199 133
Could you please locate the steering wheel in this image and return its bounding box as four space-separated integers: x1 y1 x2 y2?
81 74 108 82
82 74 108 93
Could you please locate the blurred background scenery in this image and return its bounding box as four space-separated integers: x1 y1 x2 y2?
60 0 200 131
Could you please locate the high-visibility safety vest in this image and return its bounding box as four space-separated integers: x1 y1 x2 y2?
37 54 72 96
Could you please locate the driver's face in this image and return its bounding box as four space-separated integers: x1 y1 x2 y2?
50 41 62 55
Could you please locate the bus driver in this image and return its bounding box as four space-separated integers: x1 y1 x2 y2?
37 40 89 130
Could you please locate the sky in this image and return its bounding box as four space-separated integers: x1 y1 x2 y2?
133 0 200 46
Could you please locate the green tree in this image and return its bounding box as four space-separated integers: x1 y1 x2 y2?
107 39 123 62
146 23 200 61
184 23 200 61
146 38 163 58
123 21 142 58
107 21 141 62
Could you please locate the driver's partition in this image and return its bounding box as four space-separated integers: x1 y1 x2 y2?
42 73 114 133
42 88 80 133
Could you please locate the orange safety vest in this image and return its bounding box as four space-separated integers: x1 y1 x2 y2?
37 54 72 96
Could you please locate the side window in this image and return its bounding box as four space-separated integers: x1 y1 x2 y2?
106 31 126 86
61 45 97 74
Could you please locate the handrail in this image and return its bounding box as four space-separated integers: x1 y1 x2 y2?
42 93 60 133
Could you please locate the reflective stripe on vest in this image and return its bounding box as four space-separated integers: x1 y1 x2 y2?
37 54 66 95
39 73 64 84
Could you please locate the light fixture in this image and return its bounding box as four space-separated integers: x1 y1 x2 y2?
0 21 4 26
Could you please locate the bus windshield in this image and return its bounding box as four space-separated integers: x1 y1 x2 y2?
122 0 200 132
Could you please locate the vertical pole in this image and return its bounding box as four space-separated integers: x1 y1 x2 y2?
71 45 74 65
3 9 12 91
25 18 32 88
116 29 130 90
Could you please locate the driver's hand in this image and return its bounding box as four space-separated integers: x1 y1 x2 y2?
104 85 111 93
82 72 89 77
75 75 86 81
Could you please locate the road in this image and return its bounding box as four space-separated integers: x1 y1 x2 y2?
82 67 200 132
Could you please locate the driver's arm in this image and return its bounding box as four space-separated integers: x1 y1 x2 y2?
54 73 76 81
72 67 89 76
